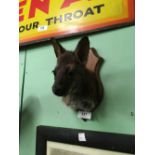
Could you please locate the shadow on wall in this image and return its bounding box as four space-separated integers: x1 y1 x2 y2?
20 96 42 133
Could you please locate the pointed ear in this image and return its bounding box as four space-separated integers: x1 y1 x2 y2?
51 39 66 57
75 36 90 64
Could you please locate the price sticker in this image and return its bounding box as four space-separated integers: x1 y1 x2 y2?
38 25 48 32
77 111 92 120
78 133 86 142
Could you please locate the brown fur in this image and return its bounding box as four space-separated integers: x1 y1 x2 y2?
52 37 103 112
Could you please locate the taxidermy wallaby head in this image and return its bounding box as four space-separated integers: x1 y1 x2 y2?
52 36 104 112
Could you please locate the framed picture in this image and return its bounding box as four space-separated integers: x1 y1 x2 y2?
19 0 135 46
36 126 135 155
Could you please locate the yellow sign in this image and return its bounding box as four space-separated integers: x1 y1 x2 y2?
19 0 134 46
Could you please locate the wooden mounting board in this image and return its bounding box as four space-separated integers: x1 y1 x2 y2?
86 48 104 102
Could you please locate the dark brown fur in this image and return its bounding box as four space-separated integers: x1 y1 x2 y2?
52 37 103 112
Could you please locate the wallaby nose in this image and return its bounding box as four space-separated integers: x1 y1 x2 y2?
52 85 63 96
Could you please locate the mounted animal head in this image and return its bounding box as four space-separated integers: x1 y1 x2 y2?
52 37 90 97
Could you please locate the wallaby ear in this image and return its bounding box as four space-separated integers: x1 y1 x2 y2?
51 39 66 57
75 36 90 64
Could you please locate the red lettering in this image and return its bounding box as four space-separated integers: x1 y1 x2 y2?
19 0 27 22
19 16 24 22
19 8 23 14
19 0 27 7
61 0 80 9
29 0 50 19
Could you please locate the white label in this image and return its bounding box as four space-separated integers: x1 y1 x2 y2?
37 25 48 32
78 133 86 142
77 111 92 120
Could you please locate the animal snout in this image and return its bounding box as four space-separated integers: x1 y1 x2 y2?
52 85 64 96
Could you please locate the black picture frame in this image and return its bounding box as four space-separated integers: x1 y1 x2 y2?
36 126 135 155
